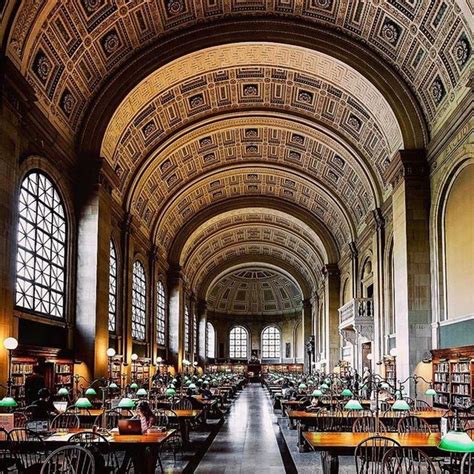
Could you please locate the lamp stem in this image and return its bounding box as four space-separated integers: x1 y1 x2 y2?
7 349 12 397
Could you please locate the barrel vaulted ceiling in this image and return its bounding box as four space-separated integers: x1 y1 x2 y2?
4 0 471 139
2 0 471 301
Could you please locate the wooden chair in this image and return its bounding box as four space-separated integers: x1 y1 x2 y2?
10 430 46 474
460 453 472 474
413 400 433 411
69 431 120 473
40 445 95 474
354 435 401 474
397 416 432 434
353 416 387 433
93 409 127 430
381 447 440 473
50 413 80 430
13 411 28 427
0 428 15 474
171 398 193 411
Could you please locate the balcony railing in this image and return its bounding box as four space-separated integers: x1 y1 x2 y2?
338 298 374 335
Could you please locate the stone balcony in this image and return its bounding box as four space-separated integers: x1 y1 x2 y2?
338 298 374 343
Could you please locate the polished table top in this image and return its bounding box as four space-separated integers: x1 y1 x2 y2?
289 409 450 420
303 431 442 450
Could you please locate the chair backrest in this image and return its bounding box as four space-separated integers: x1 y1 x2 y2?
381 447 439 473
69 430 119 471
10 430 46 469
353 416 387 433
172 398 193 411
8 428 35 442
154 410 170 429
13 411 28 427
355 435 401 474
397 416 432 434
460 453 472 474
413 400 432 411
93 409 123 430
40 445 95 474
50 413 80 430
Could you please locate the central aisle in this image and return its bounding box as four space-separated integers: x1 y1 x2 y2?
196 383 287 473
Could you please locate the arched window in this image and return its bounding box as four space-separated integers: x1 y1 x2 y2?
131 261 146 341
184 304 190 353
262 326 281 358
229 326 248 359
206 322 215 358
156 281 166 346
108 240 117 332
193 313 197 354
15 171 67 318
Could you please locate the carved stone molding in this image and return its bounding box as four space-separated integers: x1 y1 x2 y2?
385 150 428 189
354 321 374 340
322 263 340 279
340 328 357 346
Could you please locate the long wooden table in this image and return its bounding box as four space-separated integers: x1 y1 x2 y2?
303 431 442 474
0 428 175 474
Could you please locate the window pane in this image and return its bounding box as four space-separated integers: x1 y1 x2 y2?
262 326 281 358
156 281 166 346
206 322 215 358
184 305 190 353
15 172 67 318
132 261 146 341
229 326 248 359
193 313 197 354
108 241 117 332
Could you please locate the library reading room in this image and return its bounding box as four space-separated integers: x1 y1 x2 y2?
0 0 472 472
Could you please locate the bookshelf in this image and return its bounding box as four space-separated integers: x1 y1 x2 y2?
135 358 151 387
110 356 123 387
11 358 35 401
53 361 74 393
383 356 397 389
431 346 473 409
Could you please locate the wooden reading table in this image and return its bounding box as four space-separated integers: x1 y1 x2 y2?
303 431 442 474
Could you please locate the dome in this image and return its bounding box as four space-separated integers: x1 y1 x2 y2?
207 267 302 316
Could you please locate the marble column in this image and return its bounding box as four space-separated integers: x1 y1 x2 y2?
386 150 431 394
323 264 341 370
75 159 116 380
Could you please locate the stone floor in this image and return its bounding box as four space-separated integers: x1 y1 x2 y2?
158 383 359 473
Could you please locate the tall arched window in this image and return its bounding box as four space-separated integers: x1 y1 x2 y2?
206 322 215 358
193 313 197 354
16 171 67 318
261 326 281 359
131 261 146 341
184 304 190 353
229 326 248 359
108 240 117 332
156 281 166 346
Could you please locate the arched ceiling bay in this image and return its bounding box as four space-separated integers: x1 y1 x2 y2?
101 43 403 164
152 165 354 257
5 0 470 140
207 266 303 316
180 208 329 268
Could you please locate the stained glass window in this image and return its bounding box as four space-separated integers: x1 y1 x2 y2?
132 261 146 340
156 281 166 346
229 326 248 359
206 322 215 358
261 326 281 358
108 241 117 332
15 172 66 317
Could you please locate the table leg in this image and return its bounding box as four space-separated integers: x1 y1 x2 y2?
128 446 160 474
297 422 308 453
180 419 190 445
320 451 339 474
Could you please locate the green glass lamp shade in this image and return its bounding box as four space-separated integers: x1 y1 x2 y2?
298 383 307 390
169 384 175 389
188 383 197 389
324 379 331 385
341 388 353 397
57 387 69 396
85 387 97 396
118 397 135 409
136 388 147 396
109 382 119 390
311 389 323 397
172 379 177 384
75 397 93 409
438 431 474 453
392 399 411 411
165 388 176 397
344 399 364 410
320 383 329 390
0 396 17 408
425 388 437 396
380 382 389 390
130 382 139 390
185 380 191 386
